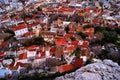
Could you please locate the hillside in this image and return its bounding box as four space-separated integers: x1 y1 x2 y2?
55 59 120 80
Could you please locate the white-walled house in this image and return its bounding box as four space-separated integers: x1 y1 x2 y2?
50 27 58 33
28 22 41 30
25 18 36 24
12 23 28 36
27 50 36 59
58 7 76 15
17 52 28 63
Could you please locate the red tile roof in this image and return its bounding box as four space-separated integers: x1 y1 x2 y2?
57 64 74 73
28 22 39 28
41 51 45 57
0 60 3 62
0 40 10 47
71 40 79 47
0 52 5 59
67 45 74 51
50 47 56 56
18 47 26 51
65 33 73 38
50 47 56 52
25 18 32 21
9 66 19 70
35 51 45 59
84 8 96 13
27 45 38 51
3 15 9 20
12 23 27 31
84 28 94 33
15 62 28 67
58 7 75 13
44 7 57 12
55 38 68 46
23 31 35 37
81 41 89 48
9 60 15 68
72 58 83 68
93 18 99 24
18 53 27 60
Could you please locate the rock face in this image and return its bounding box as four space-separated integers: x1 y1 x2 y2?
55 59 120 80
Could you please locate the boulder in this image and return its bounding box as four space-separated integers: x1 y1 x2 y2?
55 59 120 80
81 72 102 80
103 59 119 67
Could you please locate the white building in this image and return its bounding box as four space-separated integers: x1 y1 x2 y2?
12 23 28 36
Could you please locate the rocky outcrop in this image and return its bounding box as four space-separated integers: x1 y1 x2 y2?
55 59 120 80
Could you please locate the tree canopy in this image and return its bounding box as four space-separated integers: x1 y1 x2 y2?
103 31 118 43
78 32 88 39
23 36 45 46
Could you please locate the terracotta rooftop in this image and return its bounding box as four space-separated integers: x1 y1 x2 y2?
15 62 28 67
12 23 27 31
0 40 10 47
57 64 74 73
71 40 79 47
27 45 38 51
0 52 5 59
23 31 35 37
18 53 27 60
58 7 75 12
81 41 89 48
55 38 68 46
9 66 19 70
72 58 83 68
65 33 73 38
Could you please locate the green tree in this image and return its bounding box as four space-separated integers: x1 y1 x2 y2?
65 26 69 33
83 25 92 29
9 13 16 19
23 38 34 46
115 38 120 49
20 13 28 24
72 48 80 58
5 29 15 36
37 6 42 11
98 50 109 60
0 78 6 80
78 32 88 39
94 26 105 33
115 28 120 35
95 32 104 41
70 36 76 41
103 31 118 43
33 36 45 45
105 27 114 31
23 36 45 46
